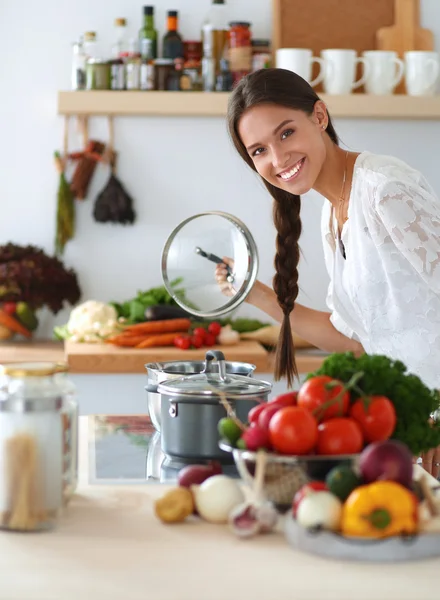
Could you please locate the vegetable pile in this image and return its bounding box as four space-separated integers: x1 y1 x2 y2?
307 352 440 456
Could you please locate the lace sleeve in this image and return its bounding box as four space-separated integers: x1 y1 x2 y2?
374 179 440 294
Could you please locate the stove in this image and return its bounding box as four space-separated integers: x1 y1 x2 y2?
89 415 238 485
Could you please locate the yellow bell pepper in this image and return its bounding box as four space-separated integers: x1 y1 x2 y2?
341 481 418 539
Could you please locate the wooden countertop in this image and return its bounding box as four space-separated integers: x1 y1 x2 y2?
0 416 436 600
0 340 329 375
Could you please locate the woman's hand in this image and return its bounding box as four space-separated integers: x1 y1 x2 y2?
215 257 236 298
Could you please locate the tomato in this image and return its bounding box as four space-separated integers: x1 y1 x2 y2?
292 481 328 517
208 321 222 337
297 375 350 422
190 334 204 349
248 403 268 425
269 406 318 455
193 327 207 341
204 333 217 347
2 302 17 316
349 395 397 443
258 403 283 431
316 418 363 456
174 335 190 350
269 391 297 407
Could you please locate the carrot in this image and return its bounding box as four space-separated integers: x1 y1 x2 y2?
135 333 180 349
124 318 191 335
0 309 32 338
106 334 152 347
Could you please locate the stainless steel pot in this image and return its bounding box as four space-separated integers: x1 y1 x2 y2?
145 358 256 432
145 351 271 461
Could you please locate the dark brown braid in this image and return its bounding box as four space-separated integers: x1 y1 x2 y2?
227 68 339 386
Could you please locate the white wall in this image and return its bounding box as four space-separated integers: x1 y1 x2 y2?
1 0 440 339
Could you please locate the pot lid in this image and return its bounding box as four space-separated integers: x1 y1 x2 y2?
161 211 259 319
158 371 271 398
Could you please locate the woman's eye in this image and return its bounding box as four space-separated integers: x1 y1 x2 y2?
252 147 265 157
281 128 294 140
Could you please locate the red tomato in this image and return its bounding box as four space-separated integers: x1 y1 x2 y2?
204 333 217 347
2 302 17 316
248 403 267 425
292 481 328 517
174 336 191 350
193 327 207 341
258 403 283 431
349 395 397 443
190 334 204 349
297 376 350 422
208 321 222 337
269 406 318 455
269 391 297 407
316 418 363 456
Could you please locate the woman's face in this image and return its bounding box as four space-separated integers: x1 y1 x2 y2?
237 102 328 195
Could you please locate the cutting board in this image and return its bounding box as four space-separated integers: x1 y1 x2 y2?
272 0 395 92
376 0 434 92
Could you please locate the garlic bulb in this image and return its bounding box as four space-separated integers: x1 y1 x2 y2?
191 475 245 524
229 501 278 538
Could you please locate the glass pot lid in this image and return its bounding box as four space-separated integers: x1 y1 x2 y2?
161 211 259 319
157 372 271 398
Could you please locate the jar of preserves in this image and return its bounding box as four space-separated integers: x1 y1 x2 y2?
86 58 111 90
228 22 252 83
251 39 272 72
0 362 72 532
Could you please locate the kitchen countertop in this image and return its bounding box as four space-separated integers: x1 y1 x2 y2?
0 340 329 375
0 414 438 600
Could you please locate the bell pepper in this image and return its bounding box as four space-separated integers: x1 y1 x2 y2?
341 481 418 539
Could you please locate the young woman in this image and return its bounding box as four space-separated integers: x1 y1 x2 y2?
215 68 440 475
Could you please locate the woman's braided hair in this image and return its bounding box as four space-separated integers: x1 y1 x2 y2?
227 68 339 387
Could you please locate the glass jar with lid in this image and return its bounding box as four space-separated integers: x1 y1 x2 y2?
0 362 78 531
228 22 252 83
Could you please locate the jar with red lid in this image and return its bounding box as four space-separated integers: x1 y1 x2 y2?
228 21 252 84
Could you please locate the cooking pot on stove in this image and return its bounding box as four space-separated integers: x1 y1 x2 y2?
146 210 261 432
145 358 256 432
145 351 272 461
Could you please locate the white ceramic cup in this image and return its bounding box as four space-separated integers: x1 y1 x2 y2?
276 48 325 87
321 49 370 94
362 50 404 95
404 51 440 96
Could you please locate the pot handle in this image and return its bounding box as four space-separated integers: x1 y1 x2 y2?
145 384 159 393
204 350 227 381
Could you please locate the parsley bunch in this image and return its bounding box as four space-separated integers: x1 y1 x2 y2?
307 352 440 456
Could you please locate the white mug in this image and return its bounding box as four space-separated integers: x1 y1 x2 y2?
404 51 440 96
363 51 404 95
276 48 325 87
321 49 370 94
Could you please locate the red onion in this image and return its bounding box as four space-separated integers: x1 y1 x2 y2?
359 440 413 488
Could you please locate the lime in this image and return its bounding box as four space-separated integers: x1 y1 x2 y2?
16 302 38 331
218 417 242 445
326 465 362 501
236 437 247 450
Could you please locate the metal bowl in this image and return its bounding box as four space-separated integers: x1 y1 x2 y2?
145 360 256 432
219 440 359 511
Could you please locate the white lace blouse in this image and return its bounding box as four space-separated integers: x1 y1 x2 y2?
321 151 440 389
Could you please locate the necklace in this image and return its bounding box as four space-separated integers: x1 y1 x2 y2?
337 151 349 225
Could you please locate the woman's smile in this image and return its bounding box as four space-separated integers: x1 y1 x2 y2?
277 157 306 182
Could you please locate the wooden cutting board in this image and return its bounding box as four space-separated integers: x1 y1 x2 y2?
272 0 395 93
376 0 434 92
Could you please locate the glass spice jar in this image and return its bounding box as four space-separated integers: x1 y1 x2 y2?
0 362 69 532
86 58 111 90
251 39 272 72
228 22 252 83
154 58 175 90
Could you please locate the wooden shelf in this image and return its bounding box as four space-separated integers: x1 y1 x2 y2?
58 90 440 119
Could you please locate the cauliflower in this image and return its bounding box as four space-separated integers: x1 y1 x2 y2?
67 301 119 342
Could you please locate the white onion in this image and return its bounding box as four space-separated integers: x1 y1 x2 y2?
191 475 245 524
